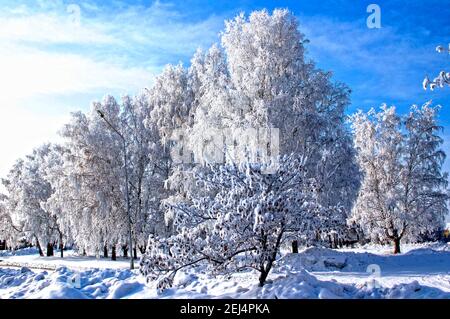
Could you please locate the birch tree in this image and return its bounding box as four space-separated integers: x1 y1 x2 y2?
350 104 448 253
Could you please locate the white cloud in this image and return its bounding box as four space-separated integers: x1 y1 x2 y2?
0 1 223 55
0 0 223 180
0 108 69 179
0 43 156 179
0 45 154 104
0 12 116 45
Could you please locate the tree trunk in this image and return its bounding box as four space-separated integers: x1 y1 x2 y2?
258 232 282 287
258 259 276 287
139 245 146 254
82 248 86 256
393 238 401 254
59 233 64 258
111 246 116 261
36 237 44 256
133 247 138 260
259 268 270 287
123 245 128 258
291 240 298 253
46 243 54 257
103 245 108 258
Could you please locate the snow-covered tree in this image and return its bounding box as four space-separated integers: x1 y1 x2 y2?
121 92 168 256
56 92 171 260
60 96 129 257
423 44 450 90
140 154 321 288
0 193 17 249
143 63 200 234
1 162 26 250
1 144 62 256
402 103 449 237
350 103 448 253
186 9 359 244
40 144 73 257
148 63 194 146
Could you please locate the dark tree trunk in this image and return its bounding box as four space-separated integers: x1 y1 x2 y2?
82 248 87 256
122 245 128 258
111 246 117 261
46 243 54 257
258 256 276 287
139 245 146 254
133 247 138 260
36 238 44 256
37 243 44 256
59 233 64 258
393 238 401 254
103 245 108 258
258 268 270 287
258 229 283 287
291 240 298 253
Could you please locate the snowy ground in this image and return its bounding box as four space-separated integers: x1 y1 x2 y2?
0 243 449 299
0 248 131 270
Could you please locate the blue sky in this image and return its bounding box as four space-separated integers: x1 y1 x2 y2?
0 0 449 182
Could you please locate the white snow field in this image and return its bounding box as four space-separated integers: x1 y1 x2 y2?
0 248 131 270
1 243 449 299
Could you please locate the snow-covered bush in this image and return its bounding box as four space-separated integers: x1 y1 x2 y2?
140 154 321 288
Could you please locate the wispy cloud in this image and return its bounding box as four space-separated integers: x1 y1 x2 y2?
0 45 153 103
0 0 224 178
0 109 69 180
299 14 450 108
296 11 450 178
0 11 115 45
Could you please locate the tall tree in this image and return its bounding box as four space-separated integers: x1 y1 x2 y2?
121 92 167 256
60 96 128 257
187 9 359 246
145 64 196 233
2 145 59 256
0 193 17 250
350 104 448 253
